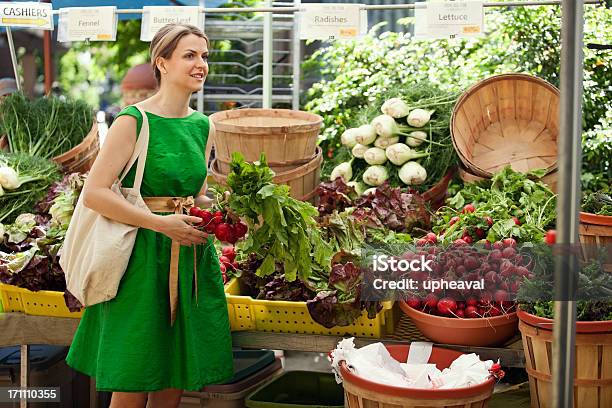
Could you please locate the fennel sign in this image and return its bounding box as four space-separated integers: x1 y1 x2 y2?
415 0 484 40
0 2 53 30
299 4 367 41
57 7 118 42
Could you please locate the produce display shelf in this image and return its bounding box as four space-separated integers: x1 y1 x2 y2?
0 284 82 318
225 278 398 338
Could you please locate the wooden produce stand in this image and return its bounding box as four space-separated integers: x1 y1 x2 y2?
0 311 526 407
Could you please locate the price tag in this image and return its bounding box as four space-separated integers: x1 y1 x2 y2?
299 4 367 41
141 6 203 42
58 7 118 42
415 0 484 40
0 2 53 30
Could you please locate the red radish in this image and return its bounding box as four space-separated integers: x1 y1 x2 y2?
189 207 202 217
456 265 466 277
510 281 522 293
493 290 509 303
464 257 479 271
406 297 421 309
466 297 478 307
545 229 556 245
424 294 438 309
437 297 458 316
503 238 517 248
456 301 466 310
449 216 460 226
465 306 479 318
232 261 239 270
416 238 428 246
220 263 226 273
462 203 476 214
475 228 486 239
489 249 503 261
479 292 493 305
502 247 516 259
489 306 502 317
493 241 504 250
215 223 233 243
219 255 232 265
222 246 236 262
515 266 530 277
425 233 437 243
485 216 494 227
512 216 521 225
234 221 248 238
212 211 224 225
455 309 465 318
462 235 473 244
484 240 492 249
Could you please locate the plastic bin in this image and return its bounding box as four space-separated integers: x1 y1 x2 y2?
245 371 344 408
180 356 283 408
0 283 25 313
0 345 90 407
225 278 398 337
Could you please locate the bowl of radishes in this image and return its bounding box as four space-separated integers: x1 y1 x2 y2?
399 299 518 347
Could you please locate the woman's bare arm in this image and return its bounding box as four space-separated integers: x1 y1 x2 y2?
194 120 216 208
82 114 207 246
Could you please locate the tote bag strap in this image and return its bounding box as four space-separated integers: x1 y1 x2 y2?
118 104 150 193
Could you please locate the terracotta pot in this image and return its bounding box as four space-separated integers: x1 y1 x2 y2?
517 308 612 408
340 344 495 407
400 301 518 347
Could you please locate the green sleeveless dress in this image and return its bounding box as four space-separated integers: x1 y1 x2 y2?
66 106 234 392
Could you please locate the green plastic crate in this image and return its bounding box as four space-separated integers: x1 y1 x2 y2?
246 371 344 408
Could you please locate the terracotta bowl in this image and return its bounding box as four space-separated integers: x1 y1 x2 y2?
400 301 518 346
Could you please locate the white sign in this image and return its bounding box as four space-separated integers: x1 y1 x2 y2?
0 2 53 30
141 6 203 42
415 0 484 40
299 4 367 41
58 7 118 42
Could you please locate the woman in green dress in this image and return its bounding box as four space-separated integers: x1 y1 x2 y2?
66 24 233 408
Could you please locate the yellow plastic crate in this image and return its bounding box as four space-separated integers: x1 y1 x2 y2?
20 289 83 318
0 283 25 313
225 278 398 338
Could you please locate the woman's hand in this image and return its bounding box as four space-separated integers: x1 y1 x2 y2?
153 214 209 246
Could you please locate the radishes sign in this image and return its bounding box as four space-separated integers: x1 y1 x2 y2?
0 2 53 30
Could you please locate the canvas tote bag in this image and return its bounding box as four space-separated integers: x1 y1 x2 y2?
60 105 151 306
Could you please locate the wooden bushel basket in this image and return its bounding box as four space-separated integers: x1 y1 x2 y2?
52 121 99 174
209 108 322 172
451 74 559 178
210 146 323 203
579 212 612 273
518 309 612 408
341 344 495 408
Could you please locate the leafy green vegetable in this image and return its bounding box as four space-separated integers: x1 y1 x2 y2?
582 186 612 216
0 92 93 159
227 153 333 281
437 167 556 243
0 152 62 223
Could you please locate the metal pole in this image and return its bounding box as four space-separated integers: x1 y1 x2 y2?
5 27 22 92
292 0 301 110
553 0 584 406
263 0 273 108
197 2 205 113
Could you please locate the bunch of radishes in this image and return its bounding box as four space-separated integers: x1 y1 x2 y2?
218 246 238 284
189 206 248 244
401 241 533 319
